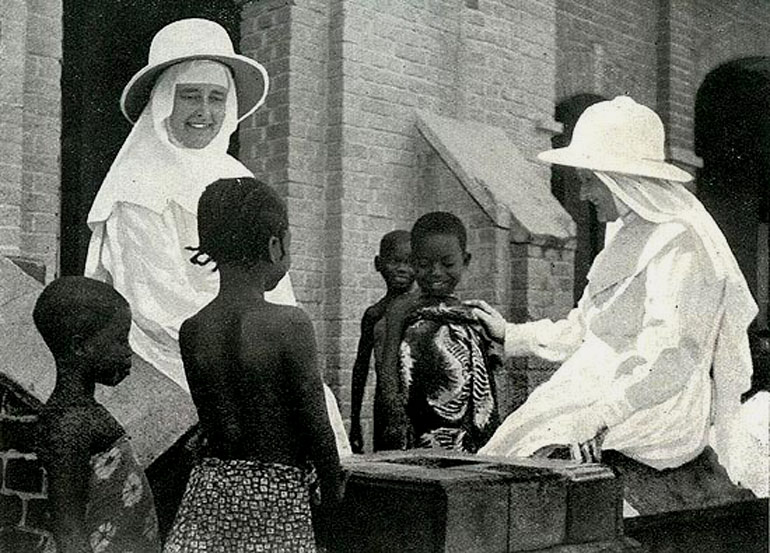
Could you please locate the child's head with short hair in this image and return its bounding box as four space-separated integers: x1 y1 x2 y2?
375 230 414 294
191 177 290 289
410 211 471 298
33 277 132 386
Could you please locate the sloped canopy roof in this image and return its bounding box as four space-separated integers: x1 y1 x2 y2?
416 110 575 245
0 257 197 467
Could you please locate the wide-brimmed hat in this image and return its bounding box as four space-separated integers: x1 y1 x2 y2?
537 96 692 182
120 18 269 124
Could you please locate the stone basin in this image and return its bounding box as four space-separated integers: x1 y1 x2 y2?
332 450 643 553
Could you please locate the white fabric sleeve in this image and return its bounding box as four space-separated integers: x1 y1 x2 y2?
597 235 717 427
503 301 586 362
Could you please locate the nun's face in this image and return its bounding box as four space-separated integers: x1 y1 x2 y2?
168 83 228 149
577 169 622 222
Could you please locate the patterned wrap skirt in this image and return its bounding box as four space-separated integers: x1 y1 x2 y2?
163 458 317 553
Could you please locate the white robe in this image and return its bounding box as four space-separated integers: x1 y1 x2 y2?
84 60 351 457
481 213 726 470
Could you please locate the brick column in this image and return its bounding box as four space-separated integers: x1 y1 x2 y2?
656 0 702 181
0 0 27 258
238 0 340 391
20 0 63 278
504 238 575 415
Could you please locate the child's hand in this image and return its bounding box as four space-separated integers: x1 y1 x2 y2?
349 424 364 454
464 300 506 343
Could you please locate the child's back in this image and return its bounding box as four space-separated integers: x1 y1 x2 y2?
181 298 335 469
165 177 341 553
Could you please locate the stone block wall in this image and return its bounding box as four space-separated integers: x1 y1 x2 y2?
0 0 62 280
0 378 53 553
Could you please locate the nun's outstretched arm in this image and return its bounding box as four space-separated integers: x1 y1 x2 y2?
467 298 586 363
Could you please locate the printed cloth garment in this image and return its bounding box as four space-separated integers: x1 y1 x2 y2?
163 458 317 553
399 304 499 452
86 435 161 553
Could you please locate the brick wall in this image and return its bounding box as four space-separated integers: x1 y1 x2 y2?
0 0 62 280
555 0 659 106
0 378 53 552
332 0 559 422
237 0 561 434
693 0 770 83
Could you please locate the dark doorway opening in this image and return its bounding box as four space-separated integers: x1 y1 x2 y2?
61 0 240 276
551 93 607 304
695 56 770 393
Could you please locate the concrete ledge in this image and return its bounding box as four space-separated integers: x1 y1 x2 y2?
334 450 638 552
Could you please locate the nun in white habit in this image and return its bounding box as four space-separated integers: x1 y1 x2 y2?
86 19 295 392
469 97 764 498
85 20 351 458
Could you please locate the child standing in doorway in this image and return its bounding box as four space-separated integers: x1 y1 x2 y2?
349 230 415 453
163 177 343 552
379 212 500 452
36 276 161 553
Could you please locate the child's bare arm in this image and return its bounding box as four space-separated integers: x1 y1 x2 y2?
285 309 343 502
43 413 91 553
378 295 417 448
349 308 378 452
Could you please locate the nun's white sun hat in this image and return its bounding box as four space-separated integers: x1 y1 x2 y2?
538 96 692 182
120 18 269 124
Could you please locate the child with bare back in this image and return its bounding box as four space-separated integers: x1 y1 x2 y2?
163 177 343 552
36 277 161 553
379 212 500 452
349 230 415 453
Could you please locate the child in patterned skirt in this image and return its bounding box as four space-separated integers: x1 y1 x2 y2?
164 177 344 552
36 277 161 553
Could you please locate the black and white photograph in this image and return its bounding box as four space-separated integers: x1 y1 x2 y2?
0 1 767 551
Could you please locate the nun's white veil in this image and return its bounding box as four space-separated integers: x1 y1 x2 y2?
596 171 758 481
88 60 252 225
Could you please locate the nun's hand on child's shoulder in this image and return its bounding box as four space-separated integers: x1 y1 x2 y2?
464 299 506 343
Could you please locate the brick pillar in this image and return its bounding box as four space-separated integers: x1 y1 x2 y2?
0 0 27 258
21 0 63 279
656 0 702 182
504 239 575 415
238 0 340 391
0 379 53 552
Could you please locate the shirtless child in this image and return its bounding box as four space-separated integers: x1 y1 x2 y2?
164 177 343 552
349 230 415 453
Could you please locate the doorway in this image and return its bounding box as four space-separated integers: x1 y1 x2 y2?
695 57 769 327
695 56 770 393
60 0 240 275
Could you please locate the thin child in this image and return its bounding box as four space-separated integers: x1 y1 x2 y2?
163 177 344 552
349 229 415 453
36 276 161 553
